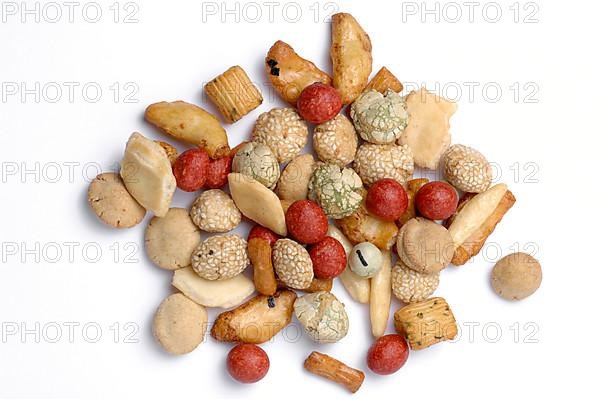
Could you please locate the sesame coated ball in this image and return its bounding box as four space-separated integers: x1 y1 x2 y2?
252 108 309 163
308 163 363 219
313 114 358 166
191 235 249 280
272 239 313 289
442 144 492 193
190 189 241 232
353 143 414 186
391 260 439 303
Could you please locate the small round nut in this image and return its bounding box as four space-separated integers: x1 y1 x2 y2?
145 208 201 270
152 293 208 355
354 143 413 186
293 291 349 343
313 114 358 166
252 108 309 163
350 89 409 144
391 260 439 303
443 144 492 193
491 252 542 300
232 142 280 189
191 235 249 280
349 242 383 278
88 172 146 228
272 239 313 289
190 189 241 232
308 163 363 219
276 154 315 201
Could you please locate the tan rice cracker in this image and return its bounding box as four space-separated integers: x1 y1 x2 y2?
398 88 456 169
204 65 263 123
152 293 208 355
120 132 176 217
394 297 457 350
145 208 201 270
87 172 146 228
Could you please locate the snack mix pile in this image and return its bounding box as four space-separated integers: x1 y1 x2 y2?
87 12 542 393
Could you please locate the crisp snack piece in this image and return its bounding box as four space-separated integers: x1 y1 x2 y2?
304 352 365 393
228 173 287 236
266 40 331 105
87 172 146 228
336 190 399 251
145 101 229 158
211 290 297 344
152 293 208 355
155 140 178 165
172 267 255 308
171 266 254 308
399 88 457 169
330 13 373 104
446 183 516 265
365 66 403 93
394 297 457 350
205 65 263 123
370 250 392 337
145 208 201 270
120 132 176 217
248 238 277 296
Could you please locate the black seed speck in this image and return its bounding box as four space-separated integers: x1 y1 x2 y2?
208 250 214 256
266 59 278 68
267 296 275 308
270 67 280 76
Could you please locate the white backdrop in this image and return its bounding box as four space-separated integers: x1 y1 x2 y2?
0 0 597 397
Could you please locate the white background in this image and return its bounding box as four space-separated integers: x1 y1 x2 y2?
0 0 597 397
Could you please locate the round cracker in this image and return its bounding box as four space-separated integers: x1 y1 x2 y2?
87 172 146 228
401 218 453 274
145 208 201 270
153 293 207 355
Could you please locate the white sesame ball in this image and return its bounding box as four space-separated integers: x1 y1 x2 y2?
313 114 358 166
353 143 414 186
189 189 241 233
191 235 249 280
252 108 309 163
391 260 439 303
442 144 492 193
272 239 313 289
